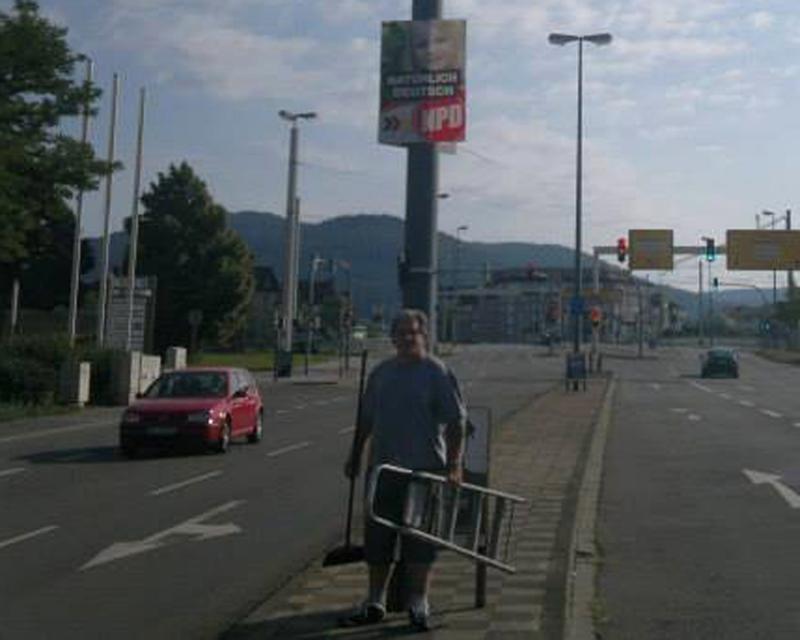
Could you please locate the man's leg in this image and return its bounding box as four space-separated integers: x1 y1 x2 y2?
368 563 393 605
407 562 433 604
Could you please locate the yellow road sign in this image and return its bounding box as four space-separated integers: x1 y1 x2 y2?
628 229 674 270
726 230 800 270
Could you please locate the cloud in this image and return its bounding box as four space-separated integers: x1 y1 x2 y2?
748 11 775 31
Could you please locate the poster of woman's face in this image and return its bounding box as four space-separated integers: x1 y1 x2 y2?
381 20 465 75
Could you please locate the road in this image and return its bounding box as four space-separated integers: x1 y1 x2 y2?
0 345 561 639
598 346 800 639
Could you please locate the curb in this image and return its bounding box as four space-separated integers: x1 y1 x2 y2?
563 375 617 639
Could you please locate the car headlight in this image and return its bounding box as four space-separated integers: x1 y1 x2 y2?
187 410 213 424
123 411 141 424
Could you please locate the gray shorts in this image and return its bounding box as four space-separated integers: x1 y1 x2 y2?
365 468 443 565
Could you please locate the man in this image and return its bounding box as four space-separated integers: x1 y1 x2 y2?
341 309 467 631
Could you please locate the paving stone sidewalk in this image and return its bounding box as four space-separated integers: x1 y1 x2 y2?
225 377 609 640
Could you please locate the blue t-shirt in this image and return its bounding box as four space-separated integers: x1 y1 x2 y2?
362 355 467 470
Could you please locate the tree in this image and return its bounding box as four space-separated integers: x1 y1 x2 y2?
0 0 110 307
135 162 255 353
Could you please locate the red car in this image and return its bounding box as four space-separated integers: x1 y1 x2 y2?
119 367 263 457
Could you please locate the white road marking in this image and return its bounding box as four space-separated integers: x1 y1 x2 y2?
744 469 800 509
313 400 330 406
761 409 783 419
0 421 116 445
688 414 701 422
689 382 712 393
719 393 732 400
0 525 59 551
650 383 662 391
671 408 689 414
293 405 306 410
276 410 289 415
267 441 312 457
82 501 243 570
150 471 223 496
739 385 755 392
794 422 800 428
739 400 755 407
338 426 356 435
0 467 25 478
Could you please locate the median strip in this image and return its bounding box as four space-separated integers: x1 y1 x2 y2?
150 470 223 496
267 441 312 458
0 525 59 551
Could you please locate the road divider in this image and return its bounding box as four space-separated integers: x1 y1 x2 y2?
0 525 59 551
150 470 223 496
267 441 312 458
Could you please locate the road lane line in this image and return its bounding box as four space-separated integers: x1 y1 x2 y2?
719 393 732 400
761 409 783 419
276 410 289 415
0 421 116 445
338 426 356 435
739 400 755 407
293 405 306 410
688 414 701 422
0 525 59 550
689 382 712 393
150 471 223 496
671 408 689 414
267 441 312 458
739 385 755 392
794 422 800 428
0 467 25 478
650 383 662 391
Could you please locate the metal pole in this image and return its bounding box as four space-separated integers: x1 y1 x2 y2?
787 209 795 298
637 281 643 358
573 38 584 355
281 122 299 354
125 87 147 352
305 255 318 376
97 73 120 347
68 58 93 346
293 196 302 319
698 260 704 346
10 278 20 337
708 261 714 347
403 0 442 352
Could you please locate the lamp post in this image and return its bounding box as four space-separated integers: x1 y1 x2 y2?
277 109 316 376
453 224 468 343
548 32 612 355
701 236 715 346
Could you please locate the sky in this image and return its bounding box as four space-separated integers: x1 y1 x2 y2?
12 0 800 294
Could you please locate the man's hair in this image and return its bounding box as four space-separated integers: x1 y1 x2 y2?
391 308 428 338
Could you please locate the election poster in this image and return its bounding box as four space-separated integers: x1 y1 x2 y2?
379 19 467 146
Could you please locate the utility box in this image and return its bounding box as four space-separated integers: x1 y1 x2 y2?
112 351 162 405
58 361 91 407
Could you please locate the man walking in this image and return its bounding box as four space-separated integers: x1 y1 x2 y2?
341 309 467 631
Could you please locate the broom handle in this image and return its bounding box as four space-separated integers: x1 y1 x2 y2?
345 349 369 545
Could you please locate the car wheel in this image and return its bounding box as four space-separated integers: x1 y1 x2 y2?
248 411 263 444
215 419 231 454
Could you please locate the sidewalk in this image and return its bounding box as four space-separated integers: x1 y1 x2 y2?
224 376 612 640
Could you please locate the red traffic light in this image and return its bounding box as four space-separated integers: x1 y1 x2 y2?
616 238 627 263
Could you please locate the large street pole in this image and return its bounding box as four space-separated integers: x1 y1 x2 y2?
97 73 120 347
698 260 704 346
125 87 147 352
68 59 93 347
548 32 612 355
278 111 315 362
403 0 442 351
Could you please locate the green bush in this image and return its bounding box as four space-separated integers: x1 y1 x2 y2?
0 357 56 406
3 334 72 370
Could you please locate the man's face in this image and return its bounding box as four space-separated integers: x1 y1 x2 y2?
393 318 426 360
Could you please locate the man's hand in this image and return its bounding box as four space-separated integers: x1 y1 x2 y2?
446 463 463 485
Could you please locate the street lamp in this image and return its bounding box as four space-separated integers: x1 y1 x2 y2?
548 32 613 355
277 109 316 376
701 236 715 346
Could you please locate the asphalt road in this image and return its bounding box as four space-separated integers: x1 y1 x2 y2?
599 346 800 639
0 345 561 639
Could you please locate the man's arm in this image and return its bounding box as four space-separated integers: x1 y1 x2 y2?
444 419 465 484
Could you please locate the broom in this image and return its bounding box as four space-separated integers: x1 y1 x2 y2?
322 349 368 566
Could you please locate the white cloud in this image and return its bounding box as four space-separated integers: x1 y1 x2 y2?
748 11 775 31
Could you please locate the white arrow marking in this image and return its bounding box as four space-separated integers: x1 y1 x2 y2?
743 469 800 509
81 500 243 570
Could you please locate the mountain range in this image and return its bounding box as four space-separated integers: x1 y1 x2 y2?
87 211 780 319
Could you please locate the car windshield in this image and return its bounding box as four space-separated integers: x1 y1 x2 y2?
144 371 228 399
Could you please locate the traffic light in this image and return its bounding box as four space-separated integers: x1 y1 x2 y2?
705 238 716 262
616 238 627 263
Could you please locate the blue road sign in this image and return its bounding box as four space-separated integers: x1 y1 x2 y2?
570 297 585 315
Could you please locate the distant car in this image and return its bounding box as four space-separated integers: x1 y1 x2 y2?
700 348 739 379
119 367 263 457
